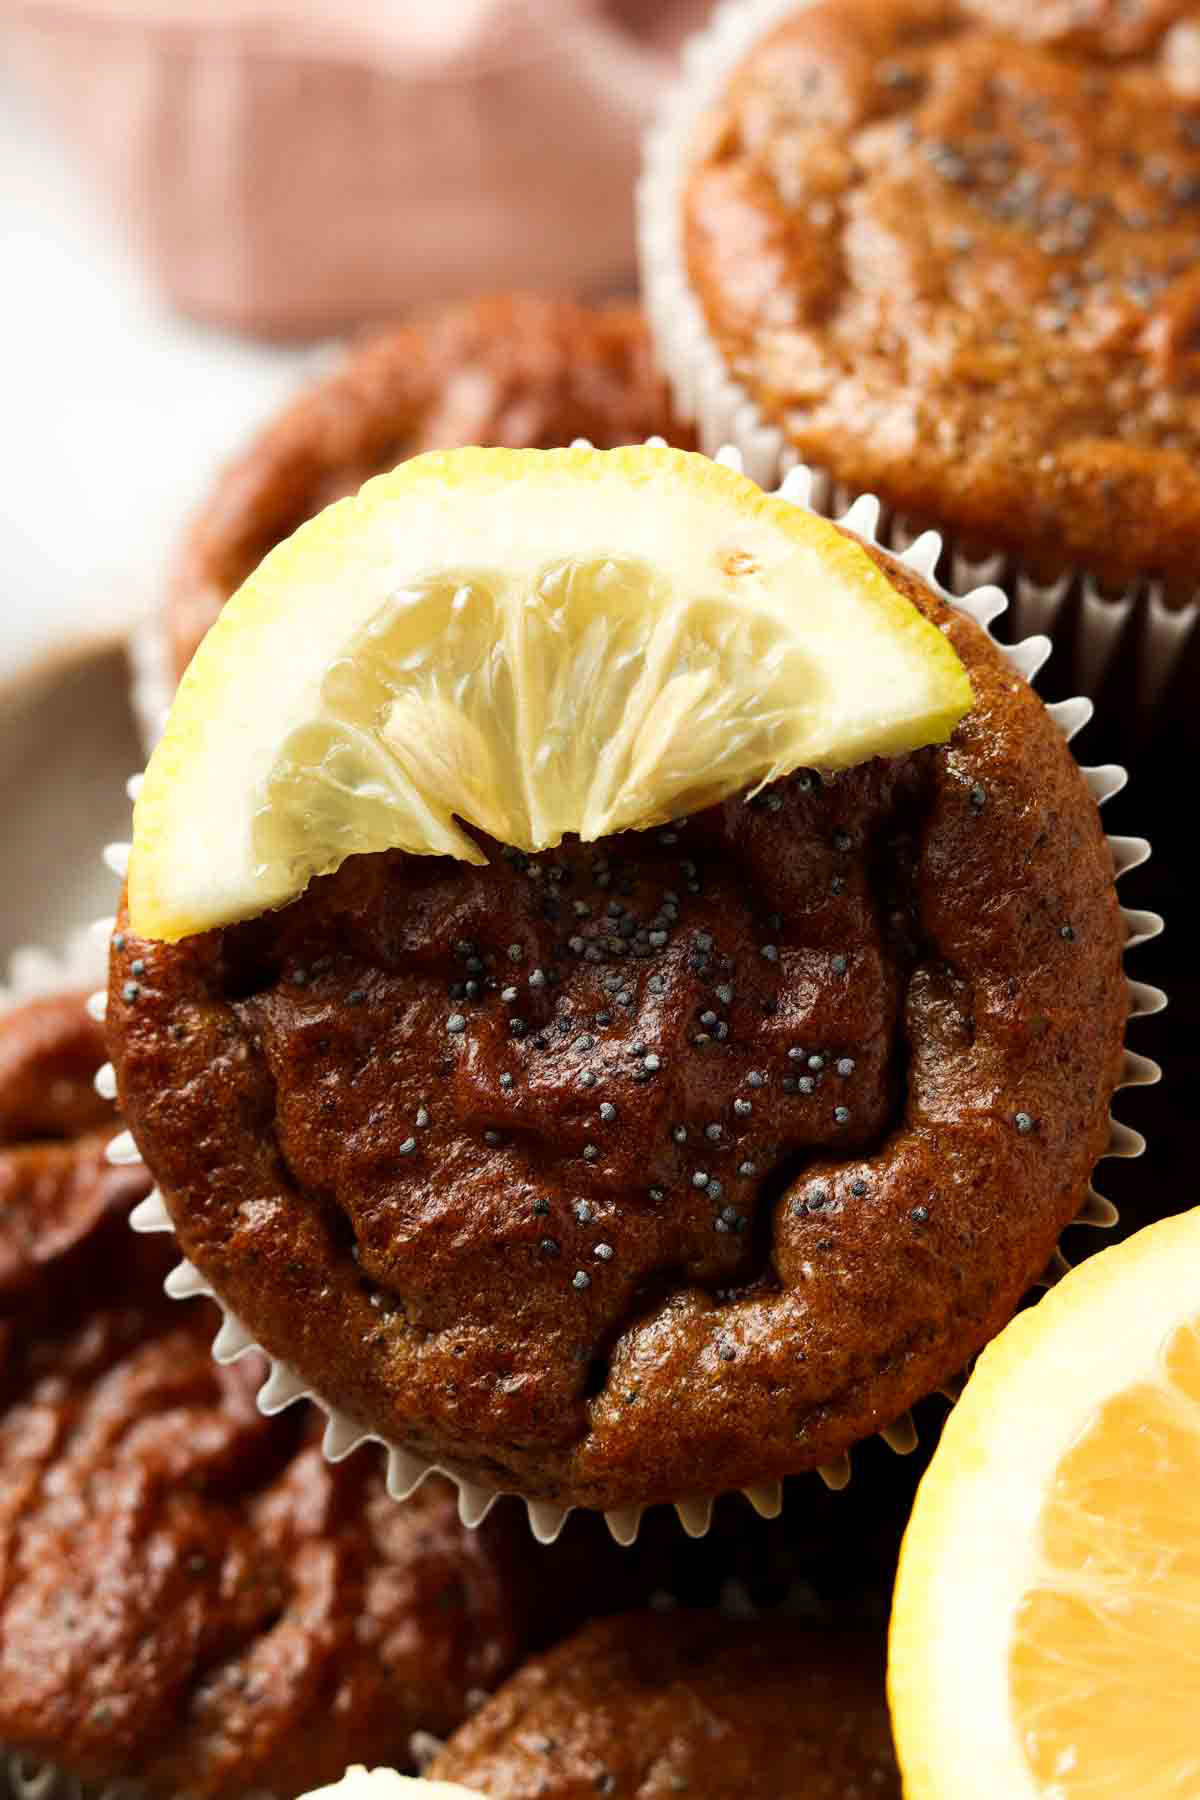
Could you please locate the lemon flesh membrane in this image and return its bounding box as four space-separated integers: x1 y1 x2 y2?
129 446 971 941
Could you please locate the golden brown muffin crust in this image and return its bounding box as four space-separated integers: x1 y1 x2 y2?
0 994 611 1799
430 1611 899 1798
109 546 1127 1511
168 296 694 682
685 0 1200 592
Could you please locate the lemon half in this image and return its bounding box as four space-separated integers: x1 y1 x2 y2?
890 1209 1200 1798
130 445 971 942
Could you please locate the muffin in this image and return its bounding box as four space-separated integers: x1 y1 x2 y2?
0 991 635 1798
107 483 1131 1521
162 295 694 692
641 0 1200 690
428 1611 899 1797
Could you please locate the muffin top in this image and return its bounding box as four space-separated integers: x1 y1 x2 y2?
109 540 1127 1512
168 296 693 683
684 0 1200 590
429 1610 899 1798
0 992 623 1798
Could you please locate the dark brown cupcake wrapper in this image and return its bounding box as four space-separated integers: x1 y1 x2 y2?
94 451 1161 1546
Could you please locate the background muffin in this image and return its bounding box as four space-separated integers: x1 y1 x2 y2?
163 295 695 695
641 0 1200 710
0 991 639 1798
673 0 1200 591
430 1611 899 1798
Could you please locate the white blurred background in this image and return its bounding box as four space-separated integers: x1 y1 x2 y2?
0 71 308 685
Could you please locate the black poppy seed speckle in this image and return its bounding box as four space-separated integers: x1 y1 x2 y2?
398 1137 418 1155
447 1014 466 1035
573 1270 591 1291
122 982 140 1004
910 1206 929 1224
738 1160 756 1176
540 1238 561 1257
734 1099 752 1117
837 1057 856 1077
1015 1111 1035 1134
594 1243 614 1262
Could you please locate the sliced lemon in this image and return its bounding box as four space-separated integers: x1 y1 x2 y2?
890 1209 1200 1799
129 445 971 942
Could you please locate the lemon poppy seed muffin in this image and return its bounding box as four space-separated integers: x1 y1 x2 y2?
167 295 694 685
679 0 1200 593
108 529 1127 1514
429 1611 899 1798
0 992 638 1797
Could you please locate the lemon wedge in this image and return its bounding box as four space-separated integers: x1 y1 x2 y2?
129 445 971 942
890 1209 1200 1798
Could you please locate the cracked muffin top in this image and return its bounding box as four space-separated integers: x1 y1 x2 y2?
429 1610 899 1798
108 539 1127 1514
167 295 693 685
683 0 1200 592
0 992 633 1797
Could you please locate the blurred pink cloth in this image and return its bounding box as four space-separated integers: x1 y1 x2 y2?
5 0 710 336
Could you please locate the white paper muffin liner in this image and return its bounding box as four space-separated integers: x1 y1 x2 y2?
91 451 1162 1547
637 0 1200 715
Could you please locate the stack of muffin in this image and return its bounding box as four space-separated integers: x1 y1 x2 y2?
3 2 1190 1794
